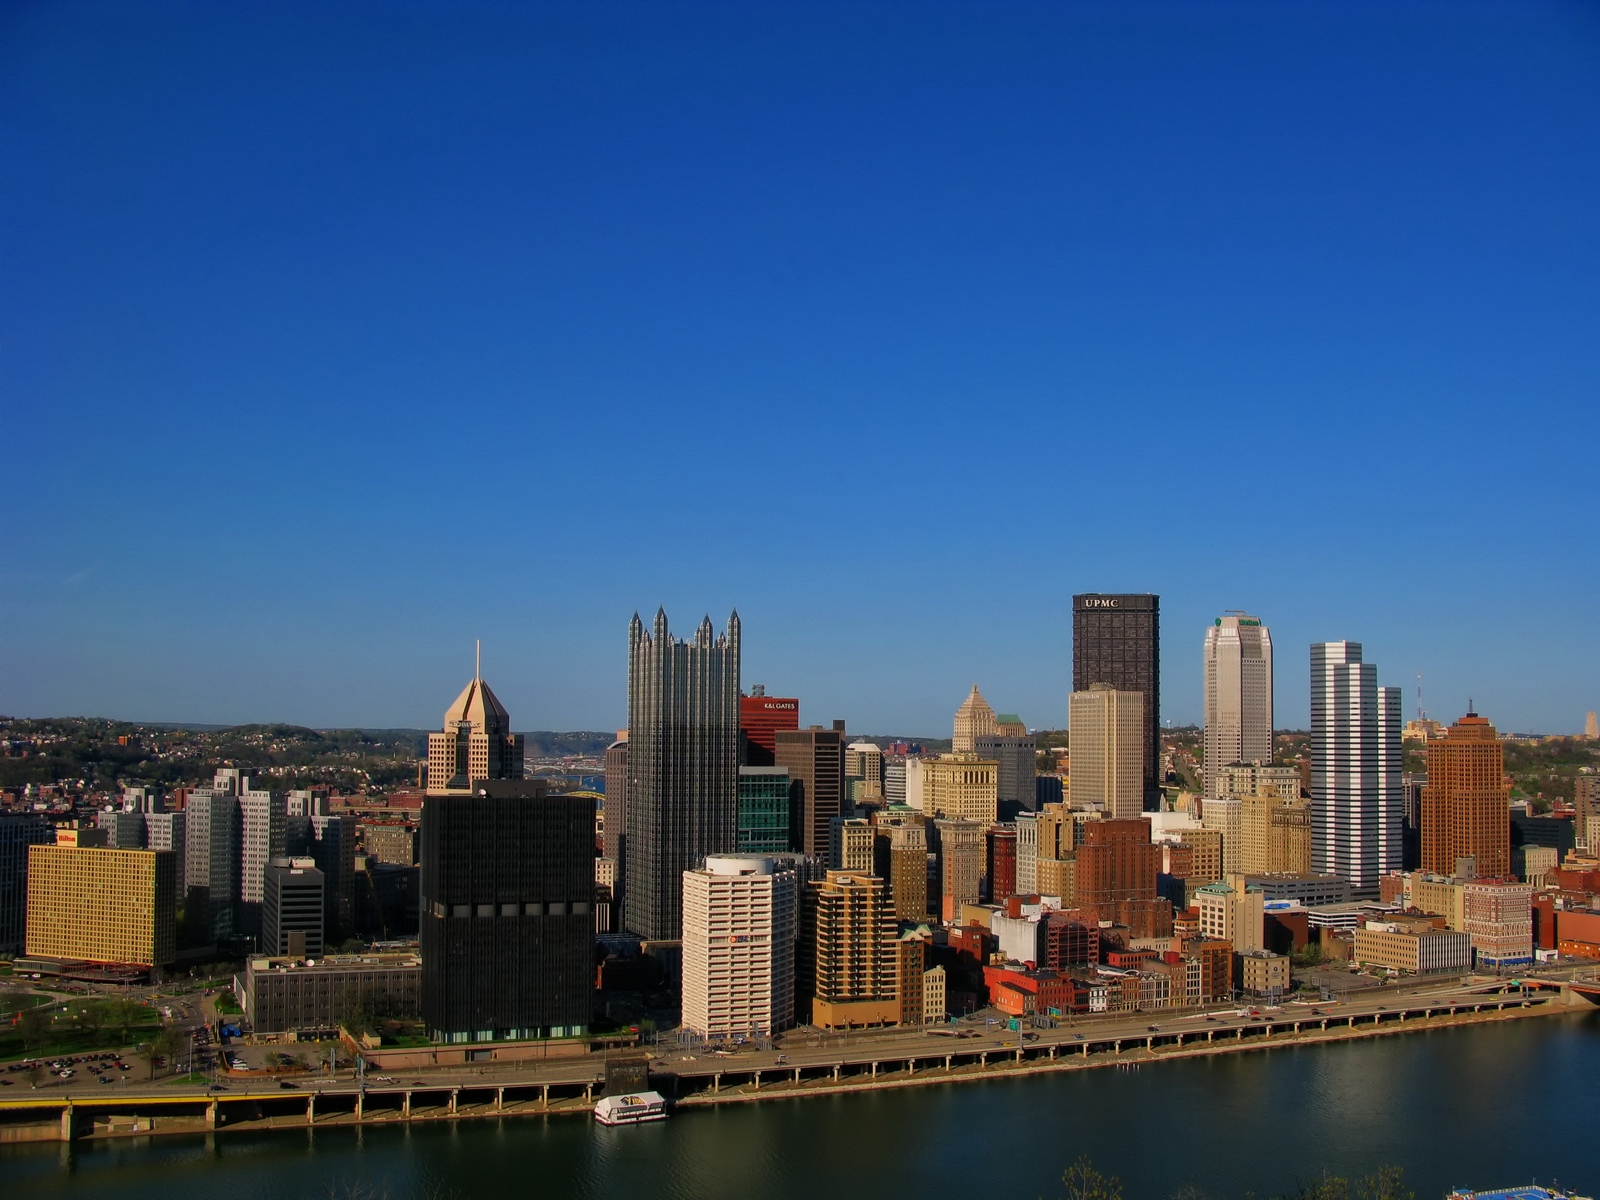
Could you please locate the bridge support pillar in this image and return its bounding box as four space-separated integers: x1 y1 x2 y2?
541 1085 549 1109
793 1068 801 1084
206 1101 218 1129
1208 1030 1214 1043
944 1055 951 1071
753 1071 762 1090
583 1083 593 1103
495 1087 503 1112
831 1065 839 1082
713 1073 721 1094
59 1106 74 1142
403 1092 412 1119
1113 1041 1120 1054
1145 1037 1153 1051
979 1052 988 1068
449 1090 458 1115
355 1093 364 1121
306 1095 315 1125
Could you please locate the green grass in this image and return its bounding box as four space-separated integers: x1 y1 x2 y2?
214 995 243 1015
0 998 162 1063
0 991 52 1016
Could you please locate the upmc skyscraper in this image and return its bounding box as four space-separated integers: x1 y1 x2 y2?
1072 594 1160 811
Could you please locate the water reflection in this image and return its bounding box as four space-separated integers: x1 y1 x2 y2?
2 1014 1595 1200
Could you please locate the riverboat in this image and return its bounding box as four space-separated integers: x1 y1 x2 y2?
593 1091 668 1126
1448 1187 1591 1200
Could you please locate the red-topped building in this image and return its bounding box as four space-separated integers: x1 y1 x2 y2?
740 688 800 764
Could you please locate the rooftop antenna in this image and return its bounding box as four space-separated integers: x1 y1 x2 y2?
1416 670 1423 721
475 639 482 683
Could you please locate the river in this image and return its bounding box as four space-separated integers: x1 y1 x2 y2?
4 1011 1596 1200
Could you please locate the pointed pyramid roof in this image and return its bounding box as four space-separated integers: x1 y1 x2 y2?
957 684 994 715
444 675 510 733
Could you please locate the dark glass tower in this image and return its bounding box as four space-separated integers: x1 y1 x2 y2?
419 779 594 1042
624 608 741 941
1072 593 1161 811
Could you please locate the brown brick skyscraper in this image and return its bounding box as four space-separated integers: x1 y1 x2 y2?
1422 710 1510 879
1075 818 1171 938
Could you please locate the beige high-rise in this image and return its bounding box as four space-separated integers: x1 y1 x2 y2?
1239 793 1312 875
1068 684 1144 819
906 753 998 824
1202 795 1242 875
1218 763 1302 802
845 742 884 788
935 819 984 917
1202 614 1274 799
952 685 997 752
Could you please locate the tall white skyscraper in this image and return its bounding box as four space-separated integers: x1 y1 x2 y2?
1203 613 1274 798
681 855 798 1038
1311 641 1404 897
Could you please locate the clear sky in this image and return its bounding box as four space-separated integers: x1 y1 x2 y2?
3 1 1597 737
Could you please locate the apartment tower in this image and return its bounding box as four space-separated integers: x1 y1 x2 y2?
804 870 899 1029
1203 613 1274 798
1311 641 1404 897
625 609 742 941
681 855 798 1038
1073 594 1161 810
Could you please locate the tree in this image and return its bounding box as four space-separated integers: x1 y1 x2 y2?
18 1004 50 1051
151 1026 187 1077
1281 1168 1413 1200
80 1001 108 1042
1059 1156 1124 1200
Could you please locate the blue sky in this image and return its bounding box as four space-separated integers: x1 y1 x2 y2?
3 1 1597 736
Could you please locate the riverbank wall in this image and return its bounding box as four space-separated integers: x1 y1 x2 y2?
1 988 1591 1143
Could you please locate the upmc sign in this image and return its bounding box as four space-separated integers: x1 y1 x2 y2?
1080 597 1120 609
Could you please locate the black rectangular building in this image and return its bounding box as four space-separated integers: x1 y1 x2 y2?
1072 593 1161 811
420 780 593 1043
263 859 326 958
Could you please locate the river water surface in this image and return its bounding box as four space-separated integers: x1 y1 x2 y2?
4 1012 1596 1200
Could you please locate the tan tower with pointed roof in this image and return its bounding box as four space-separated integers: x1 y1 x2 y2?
952 685 997 753
426 643 525 794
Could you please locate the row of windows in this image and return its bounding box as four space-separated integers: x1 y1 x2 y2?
427 900 591 919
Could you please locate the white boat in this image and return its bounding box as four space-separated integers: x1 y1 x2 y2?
593 1091 668 1126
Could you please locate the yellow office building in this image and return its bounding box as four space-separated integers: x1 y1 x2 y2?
26 845 177 969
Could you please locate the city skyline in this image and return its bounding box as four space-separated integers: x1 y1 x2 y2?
0 602 1589 740
3 3 1597 737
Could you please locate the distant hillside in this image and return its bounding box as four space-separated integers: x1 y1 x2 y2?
519 731 614 758
0 716 619 793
